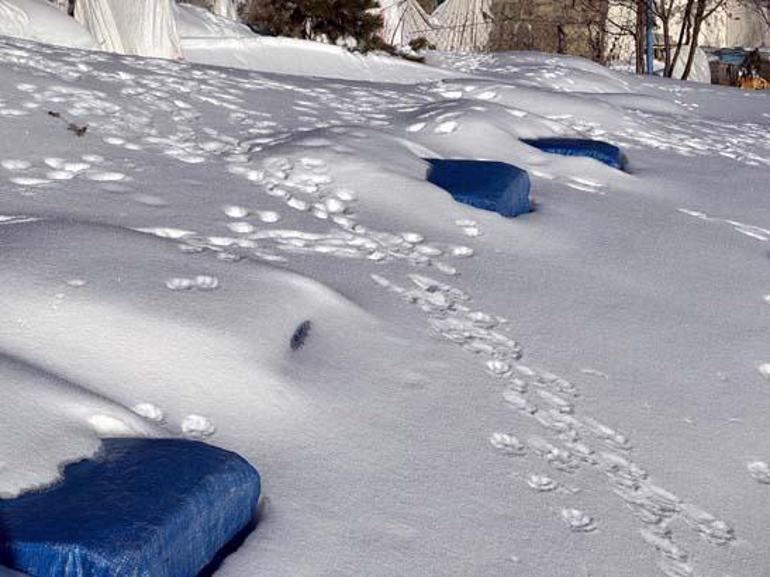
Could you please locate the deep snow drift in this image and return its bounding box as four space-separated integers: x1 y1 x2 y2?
0 31 768 577
0 0 453 83
174 3 452 84
0 0 95 49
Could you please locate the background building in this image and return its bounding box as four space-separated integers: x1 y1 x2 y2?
487 0 608 60
381 0 769 65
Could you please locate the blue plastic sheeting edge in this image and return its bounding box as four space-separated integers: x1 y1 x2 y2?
425 159 531 218
713 48 748 66
0 438 261 577
521 138 625 169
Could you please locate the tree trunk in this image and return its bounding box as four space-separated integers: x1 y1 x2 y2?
661 13 672 76
681 0 706 80
670 0 694 77
658 0 678 77
636 0 646 73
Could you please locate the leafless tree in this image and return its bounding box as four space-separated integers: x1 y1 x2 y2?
583 0 731 78
742 0 770 25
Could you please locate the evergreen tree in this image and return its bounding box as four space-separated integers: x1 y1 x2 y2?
244 0 391 53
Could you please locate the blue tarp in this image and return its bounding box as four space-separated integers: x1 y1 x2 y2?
521 138 624 170
0 438 260 577
713 48 748 66
425 159 531 217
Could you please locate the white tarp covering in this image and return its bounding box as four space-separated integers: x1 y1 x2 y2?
701 1 770 48
47 0 68 12
210 0 236 19
429 0 494 52
379 0 436 47
174 2 251 38
671 45 712 83
0 0 95 48
74 0 182 59
379 0 494 51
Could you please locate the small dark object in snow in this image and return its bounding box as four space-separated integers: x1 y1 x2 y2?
47 111 88 137
67 123 88 137
290 320 312 351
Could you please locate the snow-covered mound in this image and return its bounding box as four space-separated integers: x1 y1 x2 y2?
0 353 162 498
175 5 454 84
0 0 95 49
428 50 635 92
181 34 455 82
0 35 769 577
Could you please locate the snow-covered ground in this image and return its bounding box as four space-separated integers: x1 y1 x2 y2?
0 26 769 577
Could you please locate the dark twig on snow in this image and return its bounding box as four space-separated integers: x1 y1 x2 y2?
46 110 88 137
67 123 88 137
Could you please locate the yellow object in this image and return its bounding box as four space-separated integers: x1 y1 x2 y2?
738 75 769 90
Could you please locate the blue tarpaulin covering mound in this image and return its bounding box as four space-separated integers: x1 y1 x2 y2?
521 138 624 169
0 438 261 577
425 159 531 217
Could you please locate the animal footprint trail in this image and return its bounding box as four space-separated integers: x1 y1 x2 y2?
132 403 165 423
526 474 560 492
165 276 220 292
216 153 471 273
370 265 736 576
640 528 689 563
560 508 597 533
527 436 581 473
489 432 526 456
181 414 215 439
747 461 770 484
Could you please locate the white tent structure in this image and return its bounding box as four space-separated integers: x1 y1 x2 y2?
428 0 494 51
379 0 436 48
380 0 495 52
700 1 770 48
47 0 68 11
178 0 239 19
74 0 182 59
0 0 34 38
174 2 250 38
210 0 236 19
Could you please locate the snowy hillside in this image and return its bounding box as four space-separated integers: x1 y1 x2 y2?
0 30 769 577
